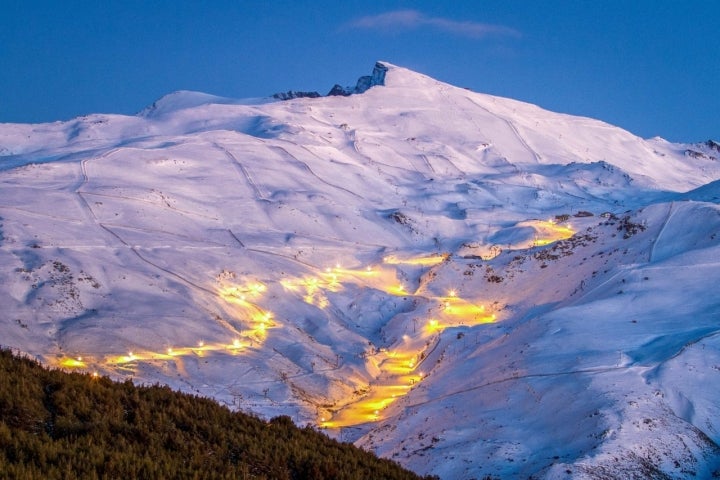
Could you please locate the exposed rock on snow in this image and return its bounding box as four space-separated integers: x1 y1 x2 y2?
328 61 389 96
272 90 321 100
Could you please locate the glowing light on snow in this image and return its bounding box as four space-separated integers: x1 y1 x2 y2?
382 253 448 266
314 282 502 428
426 319 443 333
59 357 86 368
250 283 266 295
438 296 494 324
280 279 299 291
60 256 501 430
529 220 574 246
218 281 267 304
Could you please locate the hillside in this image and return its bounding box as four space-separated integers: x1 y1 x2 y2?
0 348 432 479
1 62 720 478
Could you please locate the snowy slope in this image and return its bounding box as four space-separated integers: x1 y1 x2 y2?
1 62 719 478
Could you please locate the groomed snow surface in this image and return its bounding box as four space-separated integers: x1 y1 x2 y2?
1 62 720 478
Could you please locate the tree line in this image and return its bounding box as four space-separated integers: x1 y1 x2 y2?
0 348 437 479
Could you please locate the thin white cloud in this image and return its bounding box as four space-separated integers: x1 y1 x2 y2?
347 9 520 39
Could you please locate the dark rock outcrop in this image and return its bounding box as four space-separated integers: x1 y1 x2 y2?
327 84 351 97
271 90 321 101
273 62 389 101
327 62 389 97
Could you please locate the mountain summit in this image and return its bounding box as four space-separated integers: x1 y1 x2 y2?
1 63 720 478
273 60 389 100
328 61 389 96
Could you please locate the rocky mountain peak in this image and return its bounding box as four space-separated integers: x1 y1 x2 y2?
282 61 389 99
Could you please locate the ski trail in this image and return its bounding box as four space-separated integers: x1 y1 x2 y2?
403 364 647 410
0 206 83 224
401 154 424 174
242 224 389 249
213 142 266 201
79 156 90 187
98 222 229 247
270 145 365 200
429 154 463 177
97 223 216 296
567 267 627 307
79 191 219 221
74 147 126 191
75 154 103 222
349 136 422 175
245 247 319 270
419 154 437 175
73 150 132 245
228 229 245 248
460 94 543 164
649 201 675 263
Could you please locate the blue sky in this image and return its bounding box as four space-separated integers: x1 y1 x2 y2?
2 1 718 142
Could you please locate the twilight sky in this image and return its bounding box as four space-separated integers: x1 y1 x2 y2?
2 1 718 142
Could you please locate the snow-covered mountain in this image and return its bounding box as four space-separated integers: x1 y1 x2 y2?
1 62 719 479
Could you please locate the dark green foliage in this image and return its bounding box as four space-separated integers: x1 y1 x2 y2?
0 349 435 479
